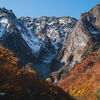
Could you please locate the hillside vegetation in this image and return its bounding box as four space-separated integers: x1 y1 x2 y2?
58 50 100 100
0 46 74 100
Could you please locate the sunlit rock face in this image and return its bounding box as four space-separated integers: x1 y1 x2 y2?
51 4 100 81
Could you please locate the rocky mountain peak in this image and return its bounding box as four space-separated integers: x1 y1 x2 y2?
80 4 100 29
90 4 100 14
0 7 16 19
90 4 100 29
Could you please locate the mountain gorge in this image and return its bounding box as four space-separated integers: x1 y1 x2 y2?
0 4 100 81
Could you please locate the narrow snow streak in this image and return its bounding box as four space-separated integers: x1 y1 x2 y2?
0 18 8 37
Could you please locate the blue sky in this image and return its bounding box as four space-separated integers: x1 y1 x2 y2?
0 0 100 19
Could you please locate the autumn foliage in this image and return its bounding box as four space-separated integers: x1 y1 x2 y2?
0 46 75 100
58 51 100 100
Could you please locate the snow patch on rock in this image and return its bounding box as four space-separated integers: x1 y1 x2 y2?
21 32 42 56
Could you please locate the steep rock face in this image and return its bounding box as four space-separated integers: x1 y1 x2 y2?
0 7 77 78
51 4 100 82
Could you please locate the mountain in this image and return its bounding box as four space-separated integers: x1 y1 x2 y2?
0 7 77 79
51 4 100 83
0 3 100 100
0 4 100 80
